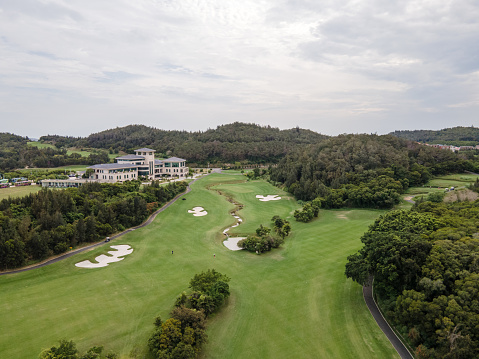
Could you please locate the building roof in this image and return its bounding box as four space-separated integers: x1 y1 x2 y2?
116 154 145 160
154 159 163 164
164 157 186 162
88 163 138 170
134 148 156 152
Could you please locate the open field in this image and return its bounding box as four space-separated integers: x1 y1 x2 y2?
27 141 56 149
0 184 42 200
397 172 479 209
0 173 398 358
27 141 115 160
425 173 478 188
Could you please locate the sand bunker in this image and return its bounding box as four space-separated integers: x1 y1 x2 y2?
188 206 208 216
75 245 133 268
256 195 281 202
223 237 245 251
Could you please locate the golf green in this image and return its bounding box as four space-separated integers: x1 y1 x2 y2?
0 173 398 358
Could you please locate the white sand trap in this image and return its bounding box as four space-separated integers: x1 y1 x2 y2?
75 245 133 268
188 206 208 216
256 195 281 202
223 237 245 251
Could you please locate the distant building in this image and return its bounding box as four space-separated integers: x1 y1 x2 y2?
42 148 188 187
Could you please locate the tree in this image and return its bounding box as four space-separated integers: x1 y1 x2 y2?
40 339 78 359
189 269 230 293
255 224 271 237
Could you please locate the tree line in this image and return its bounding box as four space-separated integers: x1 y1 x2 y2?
0 180 187 270
346 199 479 358
39 122 328 165
390 126 479 145
270 134 476 209
0 133 110 171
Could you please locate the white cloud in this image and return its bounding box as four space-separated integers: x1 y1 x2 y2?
0 0 478 138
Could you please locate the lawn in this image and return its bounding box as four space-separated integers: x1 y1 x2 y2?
0 173 397 358
0 184 42 200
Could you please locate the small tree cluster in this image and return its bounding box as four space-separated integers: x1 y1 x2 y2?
238 216 291 254
149 269 230 359
293 198 321 222
148 308 207 359
39 339 117 359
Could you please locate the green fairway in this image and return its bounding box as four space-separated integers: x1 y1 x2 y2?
0 184 42 200
0 174 398 358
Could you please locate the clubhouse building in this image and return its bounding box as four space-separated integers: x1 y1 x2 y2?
41 148 188 188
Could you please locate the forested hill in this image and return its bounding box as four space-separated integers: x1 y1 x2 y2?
40 122 328 164
0 132 109 171
390 126 479 145
270 134 474 205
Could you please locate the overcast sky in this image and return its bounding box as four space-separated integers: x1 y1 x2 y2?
1 0 478 138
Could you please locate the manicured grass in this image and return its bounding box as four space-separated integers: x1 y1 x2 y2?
0 184 42 200
0 174 398 358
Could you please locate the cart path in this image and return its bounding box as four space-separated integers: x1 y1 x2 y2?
363 282 414 359
0 176 209 276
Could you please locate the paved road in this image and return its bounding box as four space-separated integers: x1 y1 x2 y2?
363 282 413 359
0 177 204 276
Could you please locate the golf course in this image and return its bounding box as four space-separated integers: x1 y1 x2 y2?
0 172 398 358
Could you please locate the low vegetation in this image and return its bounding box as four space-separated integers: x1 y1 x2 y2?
40 340 117 359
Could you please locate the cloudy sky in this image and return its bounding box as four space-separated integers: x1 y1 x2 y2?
1 0 478 138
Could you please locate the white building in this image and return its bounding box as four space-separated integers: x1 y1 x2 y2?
89 148 188 183
42 148 188 187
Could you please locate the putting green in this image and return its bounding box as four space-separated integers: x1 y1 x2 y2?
0 173 398 358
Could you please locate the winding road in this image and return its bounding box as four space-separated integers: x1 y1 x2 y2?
363 281 414 359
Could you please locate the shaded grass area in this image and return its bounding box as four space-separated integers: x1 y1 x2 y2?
0 184 42 200
0 173 398 358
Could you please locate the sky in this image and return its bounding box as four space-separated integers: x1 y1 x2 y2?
1 0 478 139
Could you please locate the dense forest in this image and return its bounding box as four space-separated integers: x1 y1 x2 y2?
346 196 479 358
390 126 479 146
0 133 109 171
270 134 475 208
39 122 328 165
0 180 187 269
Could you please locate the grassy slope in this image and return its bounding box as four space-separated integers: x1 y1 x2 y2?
0 174 397 358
